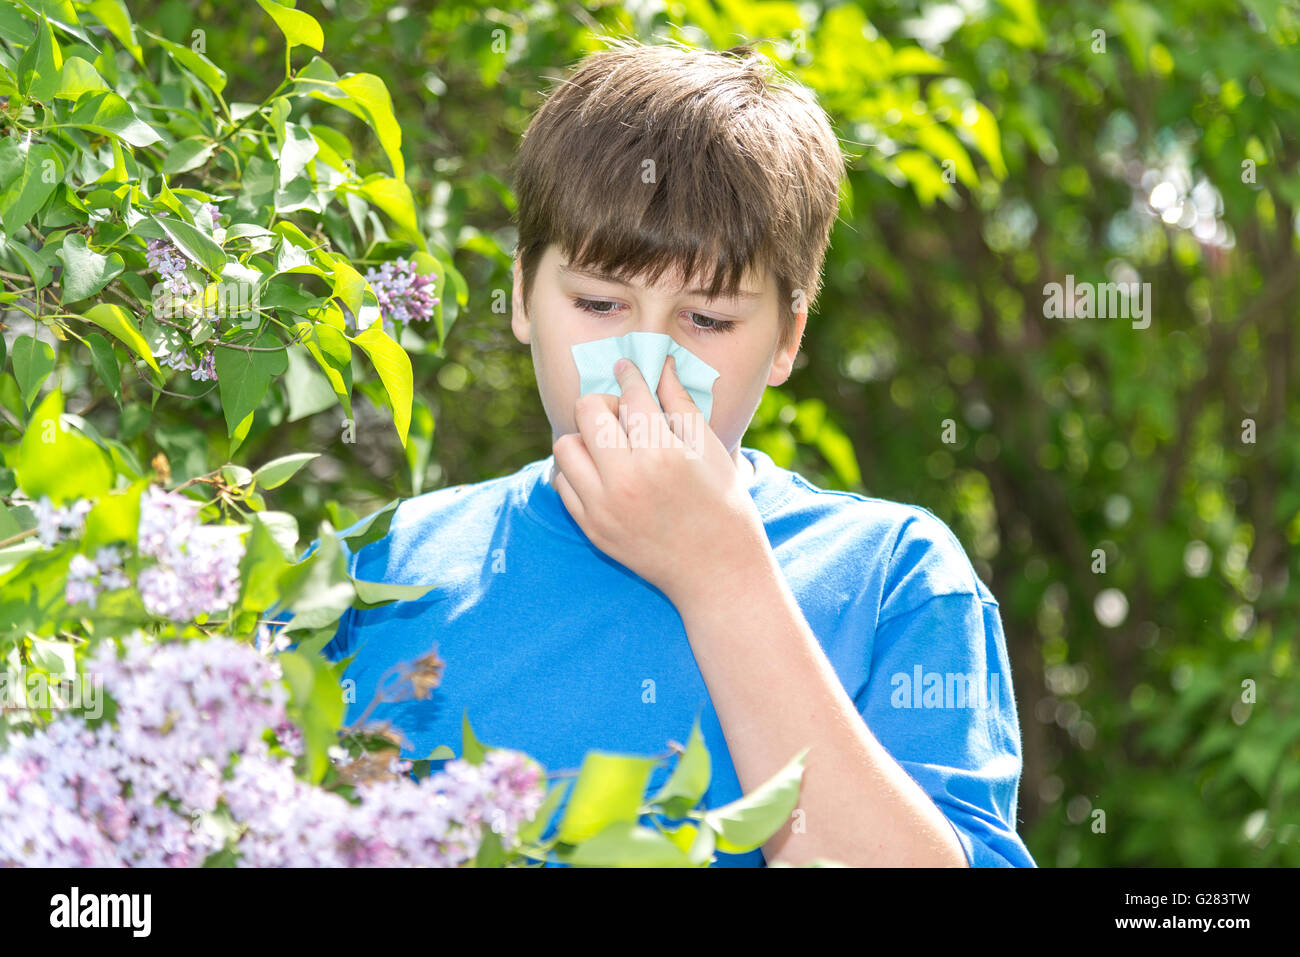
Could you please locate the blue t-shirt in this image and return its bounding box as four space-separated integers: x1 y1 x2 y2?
305 446 1035 868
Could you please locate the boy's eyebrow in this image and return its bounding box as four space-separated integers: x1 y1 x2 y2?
558 262 764 301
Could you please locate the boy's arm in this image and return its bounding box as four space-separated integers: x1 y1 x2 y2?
852 588 1033 867
672 543 973 867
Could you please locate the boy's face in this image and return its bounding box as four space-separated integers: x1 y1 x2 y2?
512 243 806 462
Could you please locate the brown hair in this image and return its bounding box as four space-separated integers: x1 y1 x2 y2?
509 37 847 354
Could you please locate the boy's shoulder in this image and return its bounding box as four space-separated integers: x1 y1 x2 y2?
333 463 536 567
776 461 998 616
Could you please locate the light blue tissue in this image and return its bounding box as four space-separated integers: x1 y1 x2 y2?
570 332 721 420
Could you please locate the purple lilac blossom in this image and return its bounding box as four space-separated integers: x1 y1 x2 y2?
136 488 243 620
160 348 196 374
145 238 194 299
361 257 440 337
33 496 93 546
64 546 130 609
0 633 547 867
192 348 217 382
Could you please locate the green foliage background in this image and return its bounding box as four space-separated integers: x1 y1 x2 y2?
3 0 1298 866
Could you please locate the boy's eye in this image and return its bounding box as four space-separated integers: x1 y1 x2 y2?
688 314 736 334
570 297 736 334
572 297 620 316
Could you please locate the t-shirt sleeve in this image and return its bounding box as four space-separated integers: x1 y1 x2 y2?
854 509 1036 868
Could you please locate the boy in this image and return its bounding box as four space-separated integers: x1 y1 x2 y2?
311 39 1035 867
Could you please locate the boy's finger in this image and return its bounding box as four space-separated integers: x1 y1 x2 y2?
612 357 659 414
551 465 587 527
552 431 600 513
656 355 705 444
573 391 626 473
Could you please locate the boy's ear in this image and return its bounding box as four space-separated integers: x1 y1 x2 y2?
767 305 808 387
511 256 530 345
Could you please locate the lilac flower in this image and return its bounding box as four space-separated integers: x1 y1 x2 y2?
1 632 550 867
191 348 217 382
136 488 243 621
198 202 221 228
137 486 201 561
33 496 93 546
65 547 129 609
361 257 440 337
254 622 291 657
146 238 194 298
160 349 195 374
1 633 287 867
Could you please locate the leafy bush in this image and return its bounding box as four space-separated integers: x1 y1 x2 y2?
0 0 812 867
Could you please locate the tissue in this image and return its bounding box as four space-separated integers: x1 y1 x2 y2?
570 331 721 420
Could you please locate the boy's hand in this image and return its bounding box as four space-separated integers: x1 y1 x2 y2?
552 354 771 609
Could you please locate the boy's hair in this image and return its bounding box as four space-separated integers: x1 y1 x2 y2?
510 37 847 354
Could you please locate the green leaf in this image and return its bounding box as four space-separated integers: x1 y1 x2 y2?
279 649 344 784
0 4 33 45
81 479 145 552
55 234 124 305
328 255 367 316
337 498 399 551
82 303 161 374
474 828 506 868
142 29 226 94
703 747 808 854
19 0 95 47
213 331 289 437
11 334 55 410
283 344 338 422
151 211 225 273
252 452 318 490
649 717 711 814
86 0 139 63
350 176 423 249
67 90 160 147
256 0 324 51
349 574 434 608
0 142 61 236
28 636 76 673
662 820 716 865
335 73 404 180
84 333 122 407
277 121 318 187
12 390 113 504
250 510 299 560
556 753 657 845
292 321 352 418
17 14 62 102
5 235 54 290
461 711 488 765
53 55 106 98
567 821 695 868
162 136 216 175
954 99 1006 179
271 528 354 633
238 515 292 613
300 67 405 180
517 780 571 845
348 321 411 445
